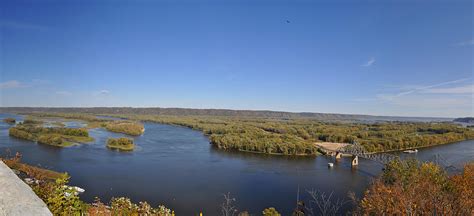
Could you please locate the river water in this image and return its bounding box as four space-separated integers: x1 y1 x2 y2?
0 113 472 215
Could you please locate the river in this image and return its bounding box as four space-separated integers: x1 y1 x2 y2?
0 113 472 215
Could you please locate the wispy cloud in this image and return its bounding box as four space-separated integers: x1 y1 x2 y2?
383 77 471 100
351 77 473 116
422 84 473 94
0 20 47 31
99 90 110 95
0 80 24 89
361 57 375 67
454 39 474 46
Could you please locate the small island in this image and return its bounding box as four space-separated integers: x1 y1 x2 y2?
106 137 135 151
3 118 16 124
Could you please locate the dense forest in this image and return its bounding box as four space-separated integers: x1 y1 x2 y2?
126 115 474 154
0 107 451 122
26 113 472 155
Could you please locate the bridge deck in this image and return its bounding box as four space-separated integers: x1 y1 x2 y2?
314 142 349 152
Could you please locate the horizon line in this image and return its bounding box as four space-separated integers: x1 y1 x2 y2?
0 106 460 119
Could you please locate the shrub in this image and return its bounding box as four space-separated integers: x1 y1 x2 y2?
262 207 281 216
358 160 474 215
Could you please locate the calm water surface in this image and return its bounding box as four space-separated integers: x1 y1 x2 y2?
0 113 472 215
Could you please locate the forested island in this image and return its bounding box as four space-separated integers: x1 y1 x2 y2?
8 121 93 147
106 137 135 151
14 111 474 155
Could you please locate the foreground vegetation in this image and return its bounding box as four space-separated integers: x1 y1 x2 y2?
356 159 473 215
106 137 135 151
9 123 93 147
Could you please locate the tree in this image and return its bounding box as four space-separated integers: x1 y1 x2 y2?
262 207 281 216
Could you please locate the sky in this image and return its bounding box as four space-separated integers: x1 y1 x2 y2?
0 0 472 117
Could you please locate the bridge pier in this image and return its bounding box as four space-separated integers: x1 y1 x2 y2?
351 155 358 167
335 152 342 159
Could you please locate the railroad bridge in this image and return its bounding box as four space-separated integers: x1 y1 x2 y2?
315 142 399 167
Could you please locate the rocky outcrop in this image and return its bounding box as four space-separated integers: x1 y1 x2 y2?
0 161 52 216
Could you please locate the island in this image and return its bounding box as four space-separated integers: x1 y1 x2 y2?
3 118 16 124
106 137 135 151
8 124 94 147
24 113 145 136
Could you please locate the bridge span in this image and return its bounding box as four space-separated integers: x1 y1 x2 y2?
315 142 399 167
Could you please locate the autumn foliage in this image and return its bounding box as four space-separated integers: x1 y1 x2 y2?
358 159 473 215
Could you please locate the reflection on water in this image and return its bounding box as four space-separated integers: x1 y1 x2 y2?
0 113 472 215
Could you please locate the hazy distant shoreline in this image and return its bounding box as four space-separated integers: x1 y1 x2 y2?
0 107 453 122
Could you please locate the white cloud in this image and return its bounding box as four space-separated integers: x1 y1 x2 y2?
361 57 375 67
0 80 23 89
99 90 110 95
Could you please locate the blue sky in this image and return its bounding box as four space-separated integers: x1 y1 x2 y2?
0 0 472 117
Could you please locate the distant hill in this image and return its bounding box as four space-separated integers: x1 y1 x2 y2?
0 107 452 122
453 117 474 124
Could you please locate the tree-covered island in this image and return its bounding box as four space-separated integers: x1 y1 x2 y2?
106 137 135 151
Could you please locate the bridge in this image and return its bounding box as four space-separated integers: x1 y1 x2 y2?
315 142 399 167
